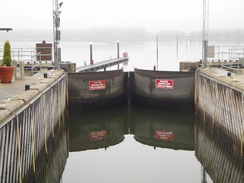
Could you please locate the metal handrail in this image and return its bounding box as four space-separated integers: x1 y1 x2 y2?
0 47 52 63
0 47 53 75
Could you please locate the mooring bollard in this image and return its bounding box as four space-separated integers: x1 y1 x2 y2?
44 73 48 78
227 72 231 76
25 84 30 91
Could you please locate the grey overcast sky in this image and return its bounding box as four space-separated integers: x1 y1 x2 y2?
1 0 244 32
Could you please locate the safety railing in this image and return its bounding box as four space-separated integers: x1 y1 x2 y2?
0 47 53 75
0 47 52 63
204 46 244 75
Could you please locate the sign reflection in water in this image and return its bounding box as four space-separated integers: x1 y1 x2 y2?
69 105 127 152
65 105 203 183
69 105 194 152
132 105 194 151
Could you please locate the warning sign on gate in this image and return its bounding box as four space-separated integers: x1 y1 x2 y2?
155 79 174 89
89 80 106 90
90 130 107 141
155 130 173 141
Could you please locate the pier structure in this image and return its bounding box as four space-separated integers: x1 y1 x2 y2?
76 57 129 72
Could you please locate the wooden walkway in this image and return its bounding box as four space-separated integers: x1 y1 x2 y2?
76 57 129 72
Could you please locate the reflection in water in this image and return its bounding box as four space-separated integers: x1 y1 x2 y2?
195 118 244 183
64 104 200 183
34 123 68 183
62 104 244 182
69 105 127 152
132 105 194 150
69 104 194 152
44 124 68 183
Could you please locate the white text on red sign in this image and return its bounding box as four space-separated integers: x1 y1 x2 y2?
89 80 106 90
155 130 174 141
90 130 107 141
155 79 174 89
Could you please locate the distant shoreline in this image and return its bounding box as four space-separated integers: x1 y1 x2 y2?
1 28 244 42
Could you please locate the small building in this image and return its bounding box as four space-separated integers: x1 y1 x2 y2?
36 40 52 61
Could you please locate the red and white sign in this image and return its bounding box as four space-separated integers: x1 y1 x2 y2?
89 80 106 90
155 79 174 89
155 130 174 141
90 130 107 141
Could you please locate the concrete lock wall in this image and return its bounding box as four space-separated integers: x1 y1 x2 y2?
132 69 195 110
0 71 68 182
68 70 126 112
195 69 244 159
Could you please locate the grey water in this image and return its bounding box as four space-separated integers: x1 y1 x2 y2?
62 104 208 183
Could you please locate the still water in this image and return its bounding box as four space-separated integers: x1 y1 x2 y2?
62 104 208 183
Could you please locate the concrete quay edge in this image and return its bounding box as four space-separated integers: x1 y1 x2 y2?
199 68 244 92
0 70 65 126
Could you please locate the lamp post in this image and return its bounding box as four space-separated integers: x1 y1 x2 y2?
53 0 62 70
0 28 13 32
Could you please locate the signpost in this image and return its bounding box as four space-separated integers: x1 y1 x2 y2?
89 80 106 90
155 79 174 89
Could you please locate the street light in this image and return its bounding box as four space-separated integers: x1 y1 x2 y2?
0 28 13 32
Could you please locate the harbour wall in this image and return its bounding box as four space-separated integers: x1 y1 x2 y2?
0 71 68 182
195 68 244 159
